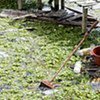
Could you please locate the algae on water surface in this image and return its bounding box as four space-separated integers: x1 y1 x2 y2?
0 18 100 99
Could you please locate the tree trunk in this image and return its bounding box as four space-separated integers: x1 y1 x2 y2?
54 0 59 11
18 0 23 10
61 0 64 9
48 0 53 4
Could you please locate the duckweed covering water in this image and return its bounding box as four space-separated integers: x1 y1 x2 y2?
0 18 100 99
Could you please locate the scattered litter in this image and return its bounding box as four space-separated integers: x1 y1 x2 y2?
82 58 100 77
76 44 95 56
76 48 92 56
42 5 51 12
90 44 95 48
0 51 8 58
74 61 82 73
90 78 100 92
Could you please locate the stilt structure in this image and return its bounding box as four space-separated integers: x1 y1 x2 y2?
54 0 59 11
61 0 64 9
75 1 96 33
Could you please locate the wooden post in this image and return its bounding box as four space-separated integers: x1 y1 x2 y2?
37 0 42 10
18 0 23 10
54 0 59 11
61 0 64 9
82 7 88 33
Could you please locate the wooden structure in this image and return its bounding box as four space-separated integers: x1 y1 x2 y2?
75 2 97 33
17 0 65 10
16 0 98 32
54 0 65 10
36 0 65 10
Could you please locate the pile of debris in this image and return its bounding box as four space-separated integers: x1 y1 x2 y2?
73 46 100 92
0 9 99 28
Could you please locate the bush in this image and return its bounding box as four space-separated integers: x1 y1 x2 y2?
23 0 36 10
0 0 17 9
0 0 36 9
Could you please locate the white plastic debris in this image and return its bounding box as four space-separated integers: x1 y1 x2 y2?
42 89 58 95
42 5 51 12
74 61 82 73
90 79 100 91
76 48 91 56
75 44 95 56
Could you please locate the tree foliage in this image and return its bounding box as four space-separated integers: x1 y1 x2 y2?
0 0 36 9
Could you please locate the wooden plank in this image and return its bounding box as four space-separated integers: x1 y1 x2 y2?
58 12 74 21
67 14 82 21
65 6 82 14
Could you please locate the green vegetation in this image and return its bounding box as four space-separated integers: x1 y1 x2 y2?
0 1 100 100
0 0 17 9
0 0 36 9
0 18 100 100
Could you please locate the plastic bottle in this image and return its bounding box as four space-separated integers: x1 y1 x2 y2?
74 61 82 73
